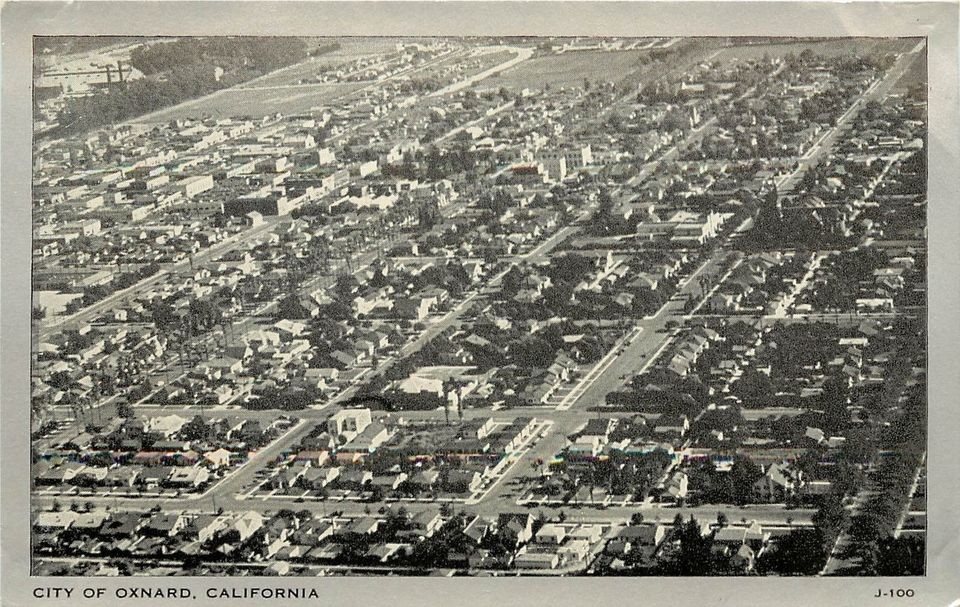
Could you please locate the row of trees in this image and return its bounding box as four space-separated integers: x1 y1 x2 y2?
843 379 927 575
382 144 483 183
687 455 764 506
52 38 310 138
64 262 163 315
128 37 309 76
607 513 824 576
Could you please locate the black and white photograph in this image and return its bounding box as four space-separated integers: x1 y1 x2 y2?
3 2 959 605
26 31 931 578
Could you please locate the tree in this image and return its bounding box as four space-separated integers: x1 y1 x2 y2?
500 265 524 299
179 415 210 442
48 371 73 391
728 455 763 505
813 494 848 537
424 146 445 181
658 516 718 575
542 283 575 313
876 535 925 575
547 253 595 285
756 528 828 575
730 368 775 403
855 540 880 575
588 189 617 235
85 452 114 468
150 301 177 332
277 293 310 319
417 198 440 229
54 38 310 137
821 373 851 434
333 275 357 302
188 297 221 331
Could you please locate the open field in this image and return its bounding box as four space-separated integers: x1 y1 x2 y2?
425 48 521 94
130 38 470 123
711 37 918 62
306 37 410 61
479 49 654 91
236 37 410 89
129 38 405 122
893 46 927 91
129 81 366 122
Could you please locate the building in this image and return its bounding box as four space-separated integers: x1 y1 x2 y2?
177 175 215 198
751 462 803 503
327 408 373 441
224 191 298 217
534 150 568 181
497 513 535 547
514 549 559 569
636 210 728 244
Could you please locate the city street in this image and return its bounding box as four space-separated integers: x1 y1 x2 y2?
26 31 930 580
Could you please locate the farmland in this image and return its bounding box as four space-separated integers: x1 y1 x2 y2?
31 34 930 581
479 49 655 91
129 81 366 123
129 38 479 123
710 37 917 63
892 47 927 92
236 38 420 90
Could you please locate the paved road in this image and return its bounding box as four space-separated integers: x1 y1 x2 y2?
33 486 817 529
33 43 926 535
464 49 919 515
38 45 485 338
775 41 925 198
480 252 736 504
103 226 558 500
31 56 772 519
130 46 467 125
430 46 535 97
435 100 516 144
39 218 282 339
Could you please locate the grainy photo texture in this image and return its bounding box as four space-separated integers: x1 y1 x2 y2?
30 35 927 578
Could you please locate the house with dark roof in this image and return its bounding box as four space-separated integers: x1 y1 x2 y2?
751 462 803 503
496 512 535 547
